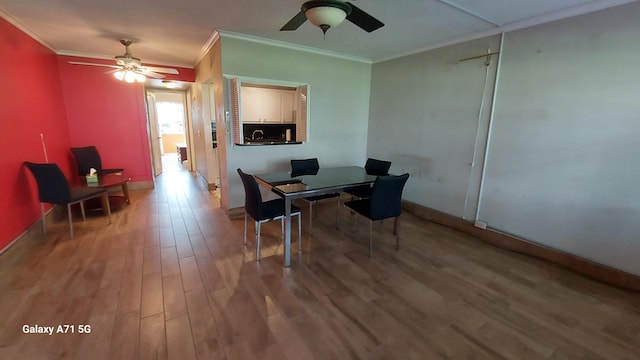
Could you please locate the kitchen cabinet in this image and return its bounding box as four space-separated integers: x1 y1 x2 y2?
241 86 295 123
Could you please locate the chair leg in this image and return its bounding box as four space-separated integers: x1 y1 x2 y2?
243 213 248 245
100 193 112 224
298 213 302 251
256 221 261 262
40 203 46 235
281 217 284 239
105 194 112 224
67 204 74 239
309 202 313 232
80 201 86 221
335 196 340 228
369 220 373 257
394 216 400 250
341 205 346 240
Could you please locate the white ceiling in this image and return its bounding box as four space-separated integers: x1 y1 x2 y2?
0 0 635 67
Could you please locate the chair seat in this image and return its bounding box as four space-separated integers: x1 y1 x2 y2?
69 187 108 203
258 199 301 221
344 199 375 219
97 168 124 176
344 185 371 199
304 192 340 202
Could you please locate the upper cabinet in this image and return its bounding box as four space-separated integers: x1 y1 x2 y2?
241 85 295 123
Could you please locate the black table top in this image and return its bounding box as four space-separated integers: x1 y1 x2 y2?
254 166 377 197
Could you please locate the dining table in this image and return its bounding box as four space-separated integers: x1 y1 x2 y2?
254 166 377 267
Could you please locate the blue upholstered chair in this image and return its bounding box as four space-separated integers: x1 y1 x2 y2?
237 168 302 261
343 173 409 256
24 161 112 238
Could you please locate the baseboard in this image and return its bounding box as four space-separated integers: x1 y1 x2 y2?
0 206 59 257
402 201 640 292
127 180 154 190
227 207 245 219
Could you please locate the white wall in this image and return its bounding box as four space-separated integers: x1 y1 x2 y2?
482 3 640 275
368 2 640 275
369 36 501 219
220 36 372 209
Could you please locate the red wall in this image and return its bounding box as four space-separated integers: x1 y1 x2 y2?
58 56 153 183
57 57 195 183
0 18 72 249
0 17 196 251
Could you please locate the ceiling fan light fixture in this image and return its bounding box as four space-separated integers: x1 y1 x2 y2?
162 80 177 89
114 70 125 81
124 70 137 83
302 0 351 34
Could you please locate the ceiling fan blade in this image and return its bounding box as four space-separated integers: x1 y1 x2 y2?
138 69 165 79
68 61 120 69
141 65 179 75
345 2 384 32
280 10 307 31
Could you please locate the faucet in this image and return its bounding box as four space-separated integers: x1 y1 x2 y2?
251 129 264 140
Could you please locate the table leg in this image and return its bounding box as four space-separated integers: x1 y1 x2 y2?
284 196 292 267
122 183 130 204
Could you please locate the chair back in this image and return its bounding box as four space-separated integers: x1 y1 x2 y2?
365 158 392 176
71 146 102 176
369 173 410 220
237 169 263 220
24 162 72 204
290 158 320 176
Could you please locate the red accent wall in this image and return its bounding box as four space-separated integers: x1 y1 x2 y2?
57 56 195 183
0 18 72 249
0 18 196 252
58 56 154 183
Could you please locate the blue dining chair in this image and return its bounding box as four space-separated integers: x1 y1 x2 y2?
290 158 341 231
237 168 302 261
24 161 112 238
343 173 409 256
70 146 124 176
344 158 392 199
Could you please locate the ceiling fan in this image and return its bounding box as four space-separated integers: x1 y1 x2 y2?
280 0 384 35
68 38 179 83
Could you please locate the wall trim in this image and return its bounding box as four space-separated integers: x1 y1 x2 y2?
217 30 372 64
402 201 640 292
127 180 154 190
227 206 245 220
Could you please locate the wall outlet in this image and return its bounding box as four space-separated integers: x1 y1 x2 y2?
474 220 487 230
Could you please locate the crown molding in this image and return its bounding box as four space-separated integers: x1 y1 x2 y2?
196 30 220 66
0 5 55 53
217 30 372 64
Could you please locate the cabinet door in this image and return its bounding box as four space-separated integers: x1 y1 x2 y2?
281 92 295 123
262 90 282 122
241 87 261 123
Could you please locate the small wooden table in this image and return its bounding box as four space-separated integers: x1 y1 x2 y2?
83 172 131 208
177 143 187 163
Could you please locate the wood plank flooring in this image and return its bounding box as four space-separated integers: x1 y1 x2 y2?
1 155 639 359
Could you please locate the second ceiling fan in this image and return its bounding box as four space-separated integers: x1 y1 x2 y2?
280 0 384 35
68 38 179 83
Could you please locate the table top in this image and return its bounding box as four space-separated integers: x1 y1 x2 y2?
254 166 377 197
82 172 131 188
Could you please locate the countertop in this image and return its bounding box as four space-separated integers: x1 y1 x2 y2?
236 141 302 146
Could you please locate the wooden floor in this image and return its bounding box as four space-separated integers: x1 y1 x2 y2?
1 155 639 359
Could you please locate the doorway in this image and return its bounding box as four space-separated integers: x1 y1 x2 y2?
146 90 191 176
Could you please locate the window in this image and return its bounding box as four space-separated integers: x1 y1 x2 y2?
156 101 185 135
228 76 308 145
